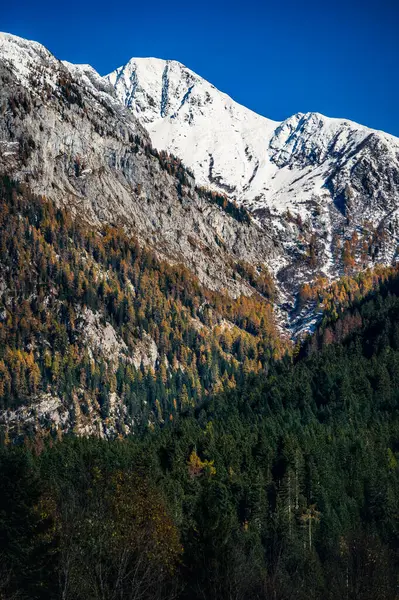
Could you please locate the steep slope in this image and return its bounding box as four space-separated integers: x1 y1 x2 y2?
0 33 289 439
2 30 399 338
0 32 279 299
0 177 286 439
106 57 279 197
107 58 399 316
1 269 399 600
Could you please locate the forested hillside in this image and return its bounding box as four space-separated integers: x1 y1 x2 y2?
1 269 398 599
0 176 284 438
0 28 398 600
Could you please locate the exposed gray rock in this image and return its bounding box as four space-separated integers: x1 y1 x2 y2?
0 33 280 301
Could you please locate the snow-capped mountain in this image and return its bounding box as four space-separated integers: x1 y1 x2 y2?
106 58 399 219
107 57 399 314
2 32 399 337
106 58 279 197
0 32 279 298
3 31 399 439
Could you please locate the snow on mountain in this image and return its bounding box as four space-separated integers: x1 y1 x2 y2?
106 58 399 223
0 31 61 87
2 32 399 337
0 32 281 300
106 58 279 197
106 57 399 320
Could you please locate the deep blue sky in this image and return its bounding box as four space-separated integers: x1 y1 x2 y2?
2 0 399 135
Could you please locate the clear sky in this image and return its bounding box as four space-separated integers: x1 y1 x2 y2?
2 0 399 135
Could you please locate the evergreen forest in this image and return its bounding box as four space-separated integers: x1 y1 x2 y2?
0 177 398 599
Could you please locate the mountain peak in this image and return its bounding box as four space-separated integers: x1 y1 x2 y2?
106 56 209 122
0 31 53 59
124 56 188 69
2 31 399 338
0 30 60 87
105 55 279 198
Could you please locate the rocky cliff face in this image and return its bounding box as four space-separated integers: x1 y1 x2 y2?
2 32 399 330
0 33 287 440
1 31 399 439
107 57 399 325
0 33 280 300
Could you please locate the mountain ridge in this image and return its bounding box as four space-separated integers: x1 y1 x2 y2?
105 52 399 315
0 31 282 299
2 31 399 336
105 55 399 207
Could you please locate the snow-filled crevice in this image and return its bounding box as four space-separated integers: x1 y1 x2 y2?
160 64 169 118
125 69 138 108
179 85 194 111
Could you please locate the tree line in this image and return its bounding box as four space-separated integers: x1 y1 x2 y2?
0 263 398 599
